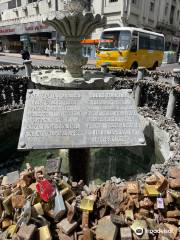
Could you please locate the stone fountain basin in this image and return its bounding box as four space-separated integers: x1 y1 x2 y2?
31 69 115 89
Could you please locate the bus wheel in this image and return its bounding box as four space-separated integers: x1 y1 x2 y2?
152 61 158 70
130 62 138 70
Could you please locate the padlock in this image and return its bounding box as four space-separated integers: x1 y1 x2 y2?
82 225 93 240
36 179 55 202
168 190 180 199
3 194 13 215
57 218 78 235
11 195 25 209
82 211 89 228
1 176 8 186
2 219 12 229
38 225 52 240
80 198 94 212
34 166 45 180
32 203 44 216
131 220 149 239
17 224 36 240
53 188 66 222
59 180 75 202
7 171 20 185
144 184 160 197
125 209 134 221
45 158 61 174
4 224 17 238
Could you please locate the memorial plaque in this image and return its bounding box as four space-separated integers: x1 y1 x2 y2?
18 90 146 150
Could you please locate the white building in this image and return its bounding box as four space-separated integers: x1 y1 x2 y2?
92 0 180 52
0 0 179 54
0 0 66 53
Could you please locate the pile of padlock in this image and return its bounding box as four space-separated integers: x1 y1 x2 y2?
0 158 179 240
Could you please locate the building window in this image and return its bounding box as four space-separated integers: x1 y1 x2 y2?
132 0 137 4
165 3 169 15
109 0 118 2
150 1 155 12
28 0 38 3
8 0 21 8
170 5 175 24
177 10 180 21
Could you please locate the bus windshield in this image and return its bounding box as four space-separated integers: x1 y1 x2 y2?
99 30 131 50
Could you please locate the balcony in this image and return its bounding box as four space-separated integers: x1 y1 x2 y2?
157 21 177 33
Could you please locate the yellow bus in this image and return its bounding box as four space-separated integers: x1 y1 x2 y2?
96 27 165 70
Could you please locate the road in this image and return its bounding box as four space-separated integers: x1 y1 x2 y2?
0 53 179 71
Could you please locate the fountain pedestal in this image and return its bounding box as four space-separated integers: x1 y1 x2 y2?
31 12 114 90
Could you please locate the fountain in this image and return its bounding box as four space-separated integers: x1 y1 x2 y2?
31 2 114 89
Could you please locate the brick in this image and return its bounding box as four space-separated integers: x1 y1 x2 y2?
169 178 180 189
57 218 78 235
96 216 118 240
169 167 180 179
120 227 132 240
127 181 140 194
17 224 36 240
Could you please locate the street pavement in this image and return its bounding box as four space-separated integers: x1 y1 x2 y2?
0 52 179 71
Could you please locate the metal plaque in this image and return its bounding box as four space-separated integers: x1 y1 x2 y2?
18 90 146 150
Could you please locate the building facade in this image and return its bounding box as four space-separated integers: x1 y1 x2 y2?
0 0 66 53
92 0 180 53
0 0 179 54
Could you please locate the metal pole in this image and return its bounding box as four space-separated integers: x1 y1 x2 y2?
166 68 180 118
69 148 90 183
135 66 145 106
23 60 34 89
101 63 109 74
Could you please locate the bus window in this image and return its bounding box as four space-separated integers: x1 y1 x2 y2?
99 31 120 50
131 38 137 52
139 33 150 49
99 30 131 50
118 31 131 50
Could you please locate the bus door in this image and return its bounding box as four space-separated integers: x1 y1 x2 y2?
139 33 150 68
130 36 138 68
